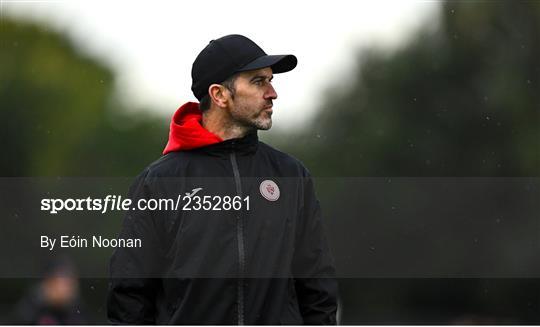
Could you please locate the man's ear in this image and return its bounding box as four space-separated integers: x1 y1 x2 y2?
208 84 230 108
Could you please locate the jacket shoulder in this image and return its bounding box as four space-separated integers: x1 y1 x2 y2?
142 151 188 178
126 152 187 198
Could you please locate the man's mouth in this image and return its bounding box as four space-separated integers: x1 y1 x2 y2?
263 105 273 113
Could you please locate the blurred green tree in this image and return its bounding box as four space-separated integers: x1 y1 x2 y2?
0 18 167 176
283 1 539 177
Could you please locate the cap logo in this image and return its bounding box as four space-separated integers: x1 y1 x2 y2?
260 180 280 201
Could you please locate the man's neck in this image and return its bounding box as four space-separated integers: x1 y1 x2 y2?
201 109 252 141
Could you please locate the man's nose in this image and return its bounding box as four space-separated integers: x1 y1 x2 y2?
264 84 278 100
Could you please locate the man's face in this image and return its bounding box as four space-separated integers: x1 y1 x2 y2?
228 67 277 131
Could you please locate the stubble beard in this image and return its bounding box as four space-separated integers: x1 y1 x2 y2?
230 102 273 131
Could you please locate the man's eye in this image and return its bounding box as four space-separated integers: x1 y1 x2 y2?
253 79 271 86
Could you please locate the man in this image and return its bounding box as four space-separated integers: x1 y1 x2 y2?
107 34 338 325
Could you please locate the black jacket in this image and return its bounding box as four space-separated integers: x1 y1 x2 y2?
107 105 338 324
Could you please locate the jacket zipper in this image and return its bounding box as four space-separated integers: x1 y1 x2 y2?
229 150 245 325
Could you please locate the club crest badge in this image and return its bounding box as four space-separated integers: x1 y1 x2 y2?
259 180 280 201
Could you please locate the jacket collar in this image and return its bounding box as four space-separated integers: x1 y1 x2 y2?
192 131 259 157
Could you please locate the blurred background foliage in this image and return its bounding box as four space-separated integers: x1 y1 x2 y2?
1 0 539 324
0 19 166 176
281 1 539 177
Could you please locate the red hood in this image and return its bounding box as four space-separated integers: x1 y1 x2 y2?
162 102 223 154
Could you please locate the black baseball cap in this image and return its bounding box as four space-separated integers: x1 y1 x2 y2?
191 34 297 101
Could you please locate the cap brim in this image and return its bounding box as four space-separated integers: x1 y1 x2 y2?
238 54 297 74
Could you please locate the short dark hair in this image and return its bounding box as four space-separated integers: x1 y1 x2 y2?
199 74 238 112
